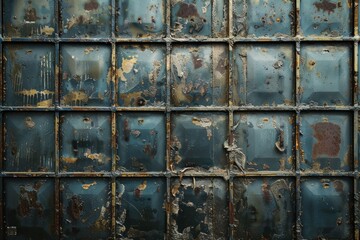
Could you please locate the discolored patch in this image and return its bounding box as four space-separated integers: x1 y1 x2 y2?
312 122 341 159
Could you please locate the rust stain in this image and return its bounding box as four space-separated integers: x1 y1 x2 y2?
37 99 53 107
314 0 337 14
82 181 97 190
24 116 36 128
312 122 341 159
62 91 89 105
192 117 212 128
62 157 78 164
84 0 99 11
261 182 272 204
333 180 344 192
176 3 200 18
117 56 138 82
192 54 203 69
17 181 44 218
67 195 83 220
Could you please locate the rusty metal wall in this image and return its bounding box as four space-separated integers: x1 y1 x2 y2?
0 0 359 239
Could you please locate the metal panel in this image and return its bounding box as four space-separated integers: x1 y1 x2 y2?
4 178 55 239
234 113 295 171
117 44 166 107
4 112 55 172
233 177 295 239
60 44 112 106
300 43 352 106
60 178 111 239
300 112 352 172
171 44 228 107
60 112 112 172
4 43 55 107
300 178 353 239
3 0 56 38
117 112 166 172
116 0 166 38
170 178 228 239
60 0 111 38
233 0 295 37
170 112 227 171
116 178 166 239
233 43 295 106
300 0 352 37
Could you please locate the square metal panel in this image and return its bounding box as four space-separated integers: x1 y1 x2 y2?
170 0 228 38
116 0 166 38
60 44 112 106
4 178 55 239
300 178 353 239
233 43 295 106
300 44 352 106
234 113 295 171
117 113 166 172
60 112 112 172
233 178 295 239
4 112 55 172
300 0 352 37
4 43 55 107
60 178 111 238
233 0 295 37
117 44 166 107
300 112 352 172
3 0 56 38
116 178 166 239
170 178 228 239
60 0 111 38
171 44 228 107
170 112 227 171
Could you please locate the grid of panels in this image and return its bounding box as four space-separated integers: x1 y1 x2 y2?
0 0 359 239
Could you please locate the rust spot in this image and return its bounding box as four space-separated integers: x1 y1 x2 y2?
176 3 200 18
84 0 99 11
82 181 97 190
314 0 337 14
17 181 44 218
333 180 344 192
192 54 203 69
24 116 35 128
124 118 130 142
312 122 341 159
143 143 157 159
67 195 83 221
261 182 271 204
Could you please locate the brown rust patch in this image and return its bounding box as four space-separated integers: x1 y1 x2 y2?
24 116 36 128
62 157 78 164
176 3 200 18
311 122 341 159
192 54 203 69
84 0 99 11
333 180 344 192
67 195 83 220
314 0 337 14
82 181 97 190
17 181 45 218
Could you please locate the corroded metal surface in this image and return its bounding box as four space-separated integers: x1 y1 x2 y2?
0 0 359 239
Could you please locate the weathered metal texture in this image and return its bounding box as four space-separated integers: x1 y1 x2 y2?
117 113 166 172
233 0 295 37
170 112 227 171
233 43 295 106
117 44 166 107
116 0 166 38
170 178 228 239
60 44 112 106
233 177 295 239
60 178 111 238
116 178 166 239
60 0 111 38
3 0 56 38
4 178 55 239
171 44 228 107
300 112 353 172
4 43 55 107
234 113 295 171
300 0 352 37
170 0 228 38
299 43 352 106
300 178 353 239
4 112 55 172
60 112 112 172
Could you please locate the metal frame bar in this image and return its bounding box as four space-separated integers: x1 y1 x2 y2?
0 0 359 239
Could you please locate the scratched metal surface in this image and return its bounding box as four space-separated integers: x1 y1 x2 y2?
0 0 359 239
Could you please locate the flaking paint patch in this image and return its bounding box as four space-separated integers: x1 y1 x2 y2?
82 181 97 190
117 56 138 81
